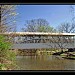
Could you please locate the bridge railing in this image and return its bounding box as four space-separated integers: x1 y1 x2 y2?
0 32 75 49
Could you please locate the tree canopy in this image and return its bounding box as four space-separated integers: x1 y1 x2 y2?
22 18 56 32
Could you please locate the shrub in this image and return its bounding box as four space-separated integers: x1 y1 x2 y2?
0 35 16 70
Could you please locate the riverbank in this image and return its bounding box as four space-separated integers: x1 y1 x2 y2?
12 49 75 60
15 49 68 56
60 52 75 60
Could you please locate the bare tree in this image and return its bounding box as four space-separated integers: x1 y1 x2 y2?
57 22 75 33
54 5 75 53
22 18 56 32
57 5 75 33
70 5 75 23
0 5 18 32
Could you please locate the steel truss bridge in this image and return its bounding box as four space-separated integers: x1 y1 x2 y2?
0 32 75 49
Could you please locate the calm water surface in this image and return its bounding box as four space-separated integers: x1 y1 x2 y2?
16 55 75 70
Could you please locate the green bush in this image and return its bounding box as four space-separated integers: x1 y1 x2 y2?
0 35 11 58
0 35 16 70
0 63 6 70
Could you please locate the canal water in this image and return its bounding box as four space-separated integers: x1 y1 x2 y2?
16 55 75 70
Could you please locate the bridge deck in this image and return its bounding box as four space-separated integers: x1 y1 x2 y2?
11 43 74 49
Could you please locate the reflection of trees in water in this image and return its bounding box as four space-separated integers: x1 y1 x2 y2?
16 55 75 70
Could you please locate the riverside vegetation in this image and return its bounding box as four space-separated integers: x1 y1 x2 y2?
0 35 17 70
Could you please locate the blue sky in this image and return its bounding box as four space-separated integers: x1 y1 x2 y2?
16 5 75 32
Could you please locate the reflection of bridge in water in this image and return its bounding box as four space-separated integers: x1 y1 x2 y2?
1 32 75 49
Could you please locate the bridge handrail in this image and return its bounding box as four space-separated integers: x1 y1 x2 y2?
0 32 75 36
